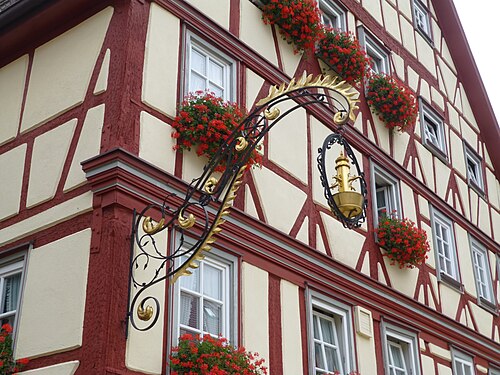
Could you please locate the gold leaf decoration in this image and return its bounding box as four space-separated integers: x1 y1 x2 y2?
142 217 165 235
178 211 196 229
235 136 248 152
256 71 359 124
203 177 219 194
172 166 247 283
264 107 280 120
137 304 154 321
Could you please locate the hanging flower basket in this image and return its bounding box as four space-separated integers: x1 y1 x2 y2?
172 91 262 172
376 213 430 269
170 333 268 375
261 0 323 54
0 324 29 374
366 73 418 132
316 28 371 84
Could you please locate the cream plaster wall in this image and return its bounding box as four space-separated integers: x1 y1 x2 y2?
383 257 419 298
126 224 166 374
139 111 176 175
454 225 477 298
421 355 435 375
415 34 436 77
280 281 303 375
0 144 26 221
242 262 269 368
240 1 278 66
400 17 417 57
16 229 91 358
185 0 229 30
400 182 417 222
93 48 110 95
275 35 302 78
251 167 307 235
246 69 265 108
371 116 390 155
449 131 466 179
438 363 453 375
142 3 179 117
478 199 491 237
429 344 451 361
439 283 461 321
268 102 308 183
469 303 493 338
27 119 77 207
311 117 335 207
437 57 457 101
0 55 28 145
17 361 79 375
21 8 112 133
362 0 382 25
0 193 92 247
383 2 401 42
434 160 450 201
320 212 364 269
295 217 309 245
64 105 105 191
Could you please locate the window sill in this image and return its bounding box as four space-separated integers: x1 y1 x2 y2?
467 180 486 199
438 273 463 293
423 141 448 165
477 297 499 316
416 27 434 47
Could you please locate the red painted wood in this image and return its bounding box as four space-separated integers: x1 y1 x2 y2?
268 275 283 375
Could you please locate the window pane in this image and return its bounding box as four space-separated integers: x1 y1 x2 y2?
191 49 206 75
203 264 222 300
389 343 405 368
319 317 334 344
180 292 199 329
313 315 320 339
3 273 21 313
203 300 222 335
315 342 325 369
181 264 200 292
324 346 341 372
190 72 207 93
208 84 223 98
208 60 224 86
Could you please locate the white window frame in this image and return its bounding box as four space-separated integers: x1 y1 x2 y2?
359 28 390 74
413 0 432 41
184 31 236 101
307 290 356 375
171 245 238 345
0 250 28 340
371 163 402 227
469 237 496 309
382 323 421 375
318 0 346 31
452 349 474 375
490 366 500 375
430 207 461 286
464 144 484 193
420 100 446 157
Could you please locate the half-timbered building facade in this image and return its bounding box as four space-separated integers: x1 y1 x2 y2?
0 0 498 374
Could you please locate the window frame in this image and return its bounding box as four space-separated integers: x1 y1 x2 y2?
451 348 475 375
463 143 484 194
381 322 421 375
412 0 433 43
306 290 356 375
358 28 390 74
490 366 500 375
318 0 346 31
469 236 497 311
419 99 447 159
0 247 28 343
371 163 402 228
171 244 238 346
184 30 236 101
430 207 462 289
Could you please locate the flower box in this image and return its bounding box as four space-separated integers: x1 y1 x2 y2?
261 0 323 53
366 73 418 132
172 91 262 172
170 333 267 374
315 28 371 84
376 213 430 269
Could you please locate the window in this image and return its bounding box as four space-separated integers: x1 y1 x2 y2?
318 0 346 30
452 349 474 375
371 164 401 227
431 208 460 285
359 28 389 74
307 291 355 375
0 254 26 331
185 32 235 101
173 249 237 342
464 145 484 193
382 323 421 375
420 100 446 157
469 237 496 309
413 0 432 41
490 366 500 375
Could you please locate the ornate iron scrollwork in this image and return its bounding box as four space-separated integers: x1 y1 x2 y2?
127 72 361 332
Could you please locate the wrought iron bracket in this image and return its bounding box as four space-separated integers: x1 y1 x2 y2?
126 72 362 332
